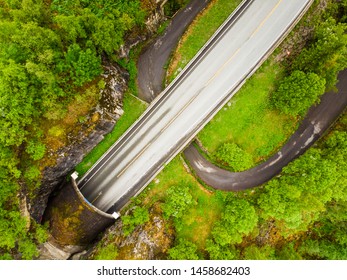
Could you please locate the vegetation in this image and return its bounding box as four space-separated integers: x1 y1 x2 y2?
75 93 147 176
98 0 347 261
210 194 258 247
162 185 194 219
0 0 147 259
1 0 346 261
166 0 243 83
291 17 347 90
270 71 326 116
169 0 347 166
214 142 254 171
112 111 347 261
93 243 119 260
164 0 191 17
199 62 292 161
168 238 200 260
259 130 347 234
121 207 149 236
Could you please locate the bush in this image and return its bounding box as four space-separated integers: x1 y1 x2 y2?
162 185 194 219
168 239 200 260
215 142 253 172
270 70 326 116
121 207 149 236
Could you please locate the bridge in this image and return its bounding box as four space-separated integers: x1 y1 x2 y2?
43 0 313 251
76 0 313 214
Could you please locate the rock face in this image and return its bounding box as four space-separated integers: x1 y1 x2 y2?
119 0 168 58
29 64 128 222
86 205 175 260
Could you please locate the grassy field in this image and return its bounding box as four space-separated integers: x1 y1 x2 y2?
75 93 147 176
197 61 298 162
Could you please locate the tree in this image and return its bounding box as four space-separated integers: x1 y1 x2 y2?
211 195 258 246
276 242 303 260
297 200 347 260
270 70 326 116
0 0 147 260
243 244 276 260
25 140 46 161
205 239 238 260
258 131 347 234
121 207 149 236
168 239 200 260
162 185 194 219
215 142 253 171
292 18 347 89
0 60 36 146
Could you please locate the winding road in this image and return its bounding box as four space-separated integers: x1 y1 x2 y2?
77 0 312 213
184 70 347 190
137 0 210 102
138 0 346 190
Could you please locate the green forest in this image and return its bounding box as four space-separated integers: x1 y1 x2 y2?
1 0 347 260
0 0 148 259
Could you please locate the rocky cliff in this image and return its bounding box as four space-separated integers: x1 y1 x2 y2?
28 0 169 222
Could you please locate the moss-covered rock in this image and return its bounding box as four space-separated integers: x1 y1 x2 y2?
87 204 175 260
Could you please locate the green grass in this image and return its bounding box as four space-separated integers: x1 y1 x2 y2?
140 156 225 250
198 61 298 162
167 0 242 83
75 93 147 176
166 0 301 164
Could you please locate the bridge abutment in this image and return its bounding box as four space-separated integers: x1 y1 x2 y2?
43 175 117 249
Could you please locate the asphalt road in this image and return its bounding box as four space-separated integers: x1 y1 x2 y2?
77 0 312 213
184 69 347 190
137 0 210 102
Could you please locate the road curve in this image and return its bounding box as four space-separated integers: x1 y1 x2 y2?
77 0 312 213
184 69 347 190
137 0 210 102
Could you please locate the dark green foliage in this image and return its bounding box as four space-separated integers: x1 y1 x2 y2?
338 0 347 23
302 240 347 260
298 200 347 260
62 44 102 87
211 194 258 246
0 0 146 146
215 142 254 172
0 0 146 259
270 70 326 116
164 0 190 16
51 0 145 54
258 131 347 234
168 238 200 260
276 242 303 260
0 208 48 259
162 185 194 219
205 239 238 260
292 18 347 89
25 140 46 161
242 244 276 260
